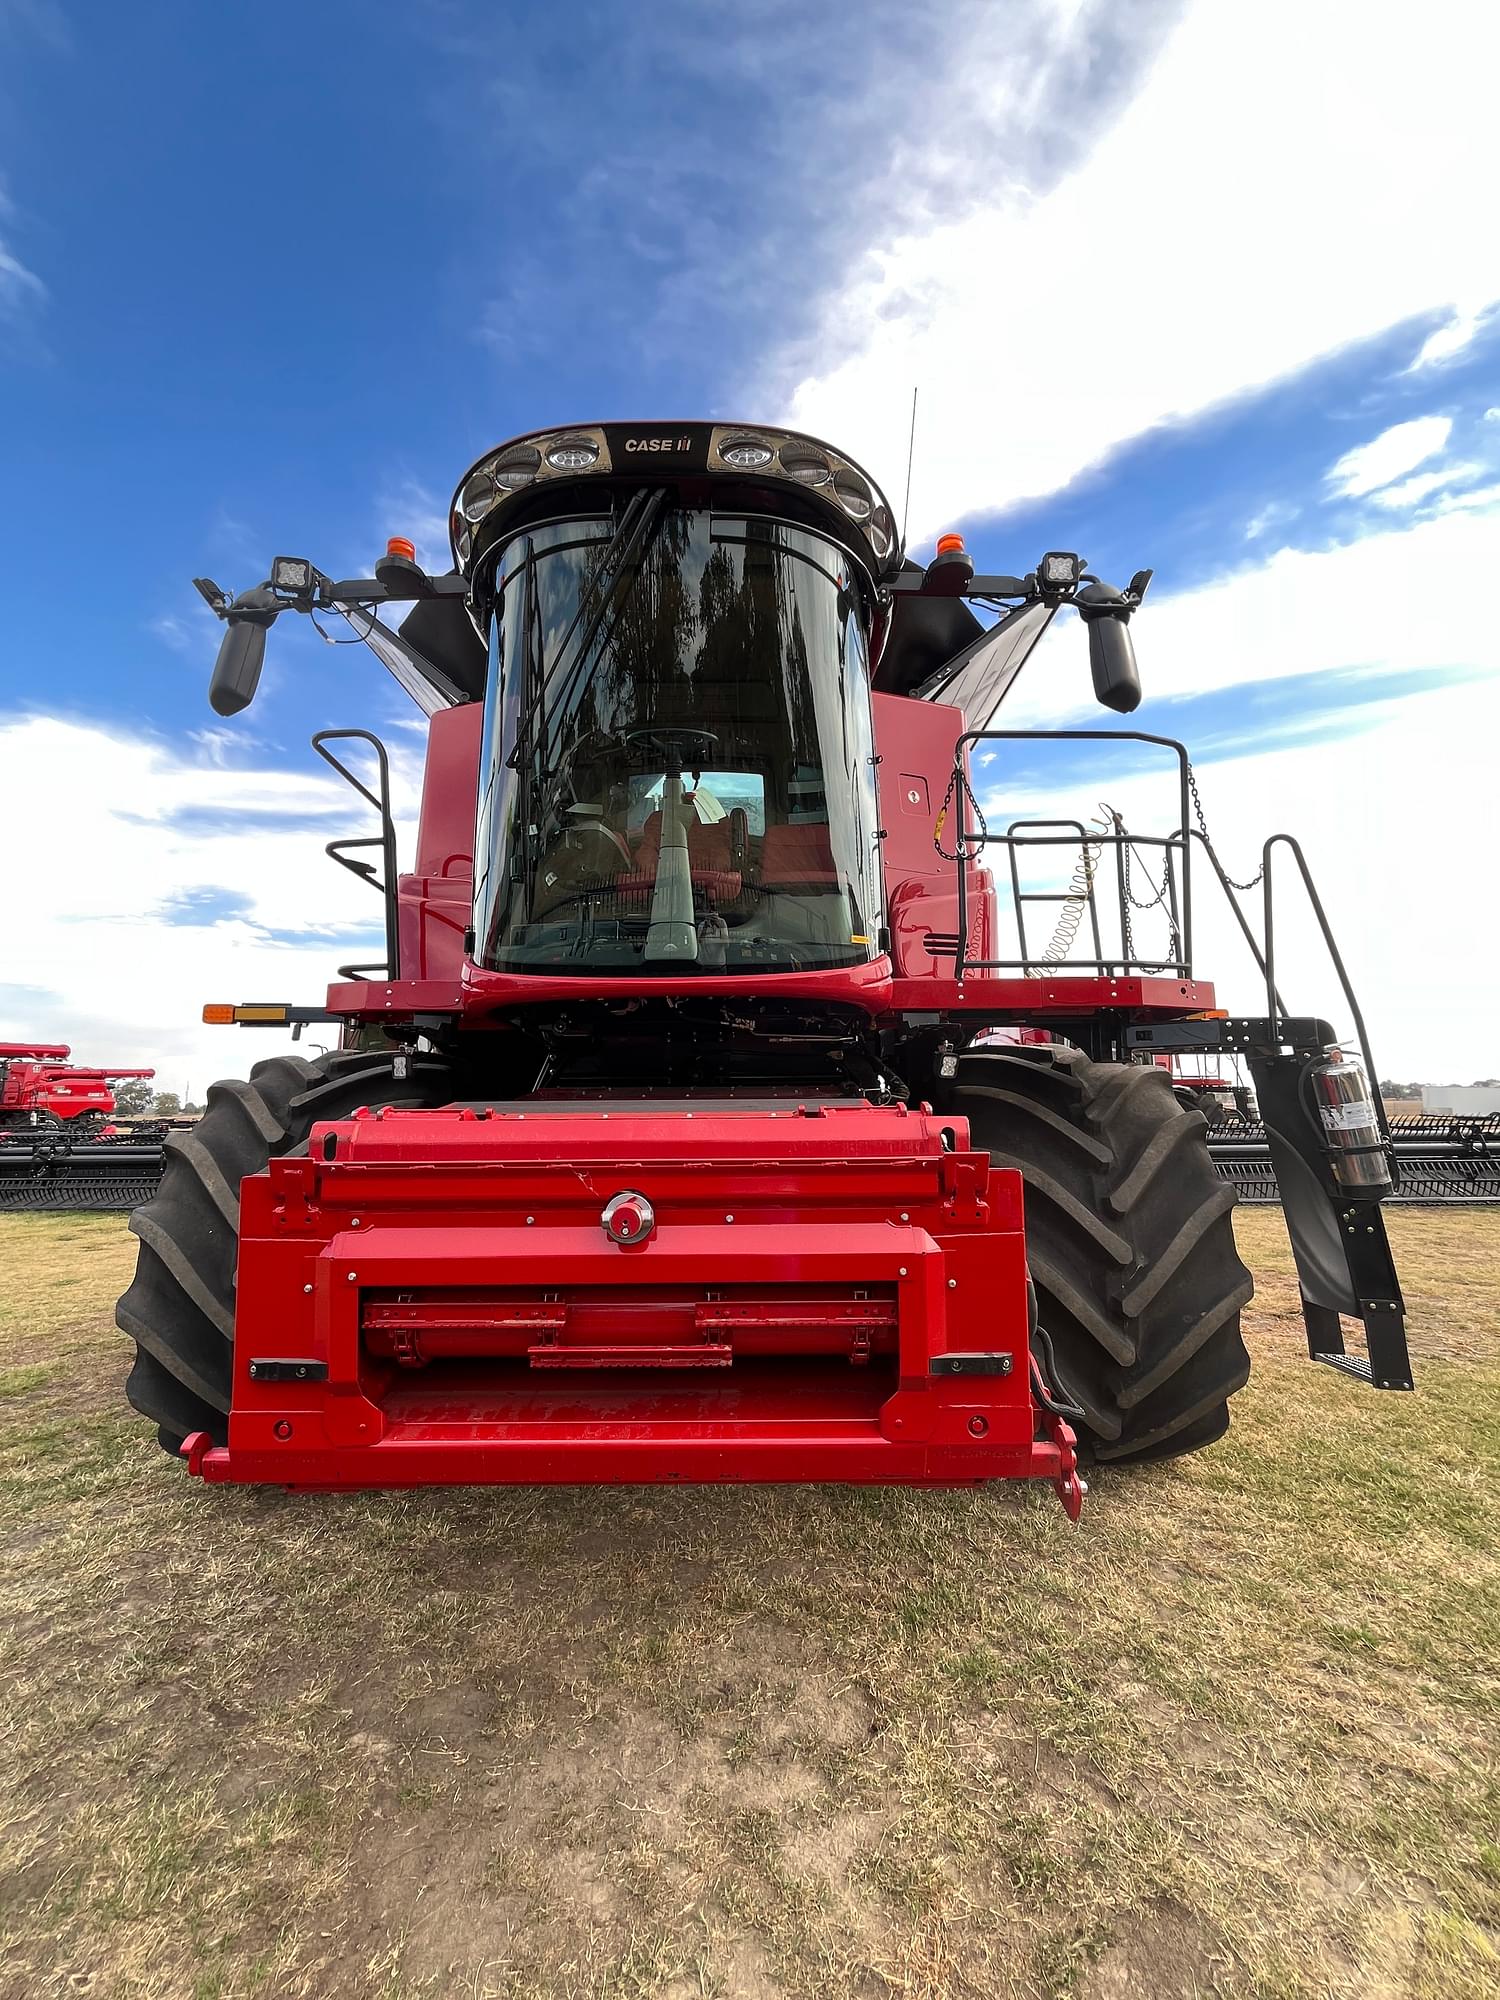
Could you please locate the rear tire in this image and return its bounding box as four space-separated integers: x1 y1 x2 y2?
953 1047 1253 1464
117 1051 451 1454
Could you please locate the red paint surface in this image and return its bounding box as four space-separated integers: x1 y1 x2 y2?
203 1099 1074 1491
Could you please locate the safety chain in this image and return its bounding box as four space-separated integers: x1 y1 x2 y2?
1104 803 1182 965
937 754 1261 973
1187 764 1264 891
933 763 988 862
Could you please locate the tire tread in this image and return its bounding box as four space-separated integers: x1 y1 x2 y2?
117 1052 449 1452
954 1048 1252 1465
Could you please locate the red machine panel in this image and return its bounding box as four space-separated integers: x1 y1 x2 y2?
873 690 996 979
188 1100 1081 1495
395 702 481 980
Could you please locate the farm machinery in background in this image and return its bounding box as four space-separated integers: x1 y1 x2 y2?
978 1035 1498 1201
0 1043 175 1212
1208 1104 1500 1204
1150 1062 1496 1202
112 416 1428 1513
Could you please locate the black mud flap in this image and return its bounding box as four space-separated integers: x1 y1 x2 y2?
1131 1017 1413 1392
1249 1050 1413 1390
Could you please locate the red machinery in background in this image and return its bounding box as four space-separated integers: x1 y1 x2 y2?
0 1043 155 1133
0 1044 170 1214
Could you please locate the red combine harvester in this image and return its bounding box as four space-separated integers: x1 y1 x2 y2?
0 1044 167 1214
118 422 1411 1510
0 1043 155 1134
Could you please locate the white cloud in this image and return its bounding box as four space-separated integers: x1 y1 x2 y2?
998 499 1500 721
0 238 44 320
1363 465 1483 510
773 1 1500 539
980 667 1500 1081
1325 418 1452 500
149 613 198 656
1431 480 1500 515
0 714 425 1095
0 168 44 334
1408 306 1494 370
1244 500 1298 542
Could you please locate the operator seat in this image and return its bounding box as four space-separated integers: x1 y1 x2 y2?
620 807 746 907
757 821 839 890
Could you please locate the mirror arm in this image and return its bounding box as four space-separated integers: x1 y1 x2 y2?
320 573 469 607
887 572 1034 600
196 559 468 720
202 572 472 619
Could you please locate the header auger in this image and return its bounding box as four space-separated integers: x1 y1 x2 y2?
120 419 1411 1510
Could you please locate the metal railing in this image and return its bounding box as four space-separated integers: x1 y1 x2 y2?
944 737 1398 1161
311 729 400 980
954 730 1194 979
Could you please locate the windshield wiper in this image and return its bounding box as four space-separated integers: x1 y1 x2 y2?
529 490 667 813
509 491 664 769
498 491 667 943
509 534 541 889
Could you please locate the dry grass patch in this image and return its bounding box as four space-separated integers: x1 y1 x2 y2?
0 1209 1495 2000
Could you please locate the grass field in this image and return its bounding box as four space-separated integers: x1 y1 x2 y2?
0 1210 1496 2000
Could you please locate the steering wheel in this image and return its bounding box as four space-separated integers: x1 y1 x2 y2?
623 726 719 772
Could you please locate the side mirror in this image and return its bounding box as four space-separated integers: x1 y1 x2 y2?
1086 614 1142 714
208 588 278 716
1076 579 1144 714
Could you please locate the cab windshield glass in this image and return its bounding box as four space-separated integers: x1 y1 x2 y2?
471 509 881 975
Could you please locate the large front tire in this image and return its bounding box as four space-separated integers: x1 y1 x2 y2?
117 1051 451 1454
953 1047 1253 1464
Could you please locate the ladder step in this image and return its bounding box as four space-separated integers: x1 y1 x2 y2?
1312 1351 1373 1382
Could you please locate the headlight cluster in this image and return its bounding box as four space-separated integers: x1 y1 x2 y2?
449 429 612 561
710 432 895 558
450 423 898 570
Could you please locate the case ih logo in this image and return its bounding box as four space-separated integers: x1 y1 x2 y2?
623 436 693 453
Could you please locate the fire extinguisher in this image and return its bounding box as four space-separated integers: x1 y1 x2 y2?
1306 1050 1392 1194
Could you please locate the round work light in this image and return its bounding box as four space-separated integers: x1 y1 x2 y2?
545 436 601 471
719 435 775 469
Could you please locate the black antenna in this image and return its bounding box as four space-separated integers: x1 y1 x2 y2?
902 386 918 548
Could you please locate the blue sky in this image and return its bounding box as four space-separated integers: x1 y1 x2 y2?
2 0 1498 1087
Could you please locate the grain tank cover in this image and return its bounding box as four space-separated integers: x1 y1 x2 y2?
450 421 902 581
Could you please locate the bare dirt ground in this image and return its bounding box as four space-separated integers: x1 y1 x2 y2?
0 1210 1496 2000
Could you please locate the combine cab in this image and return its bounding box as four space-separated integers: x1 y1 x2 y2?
117 422 1411 1509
